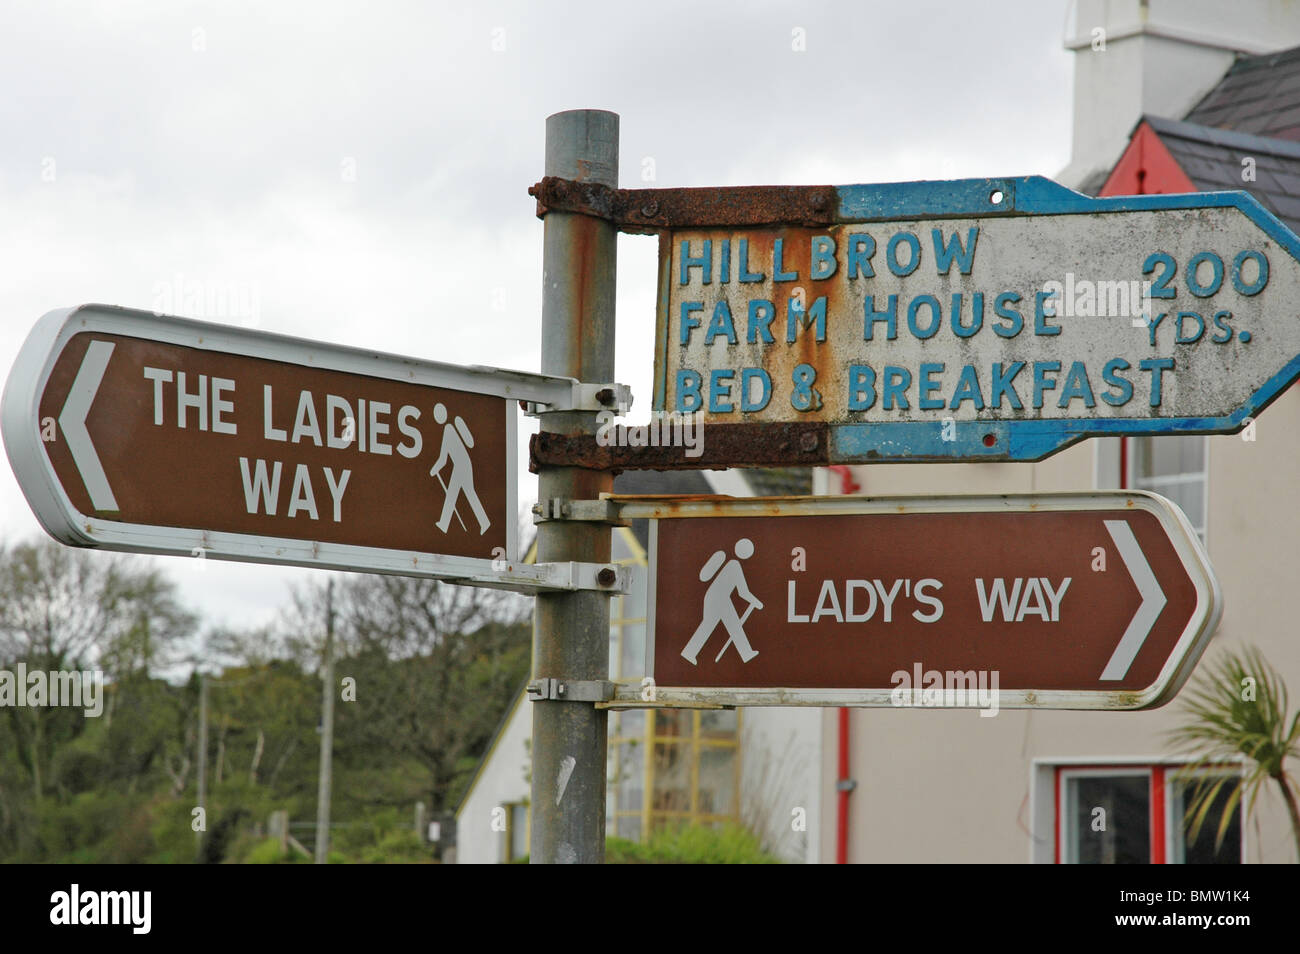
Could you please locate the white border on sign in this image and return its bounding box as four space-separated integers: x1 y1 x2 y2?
1 304 568 587
630 490 1221 711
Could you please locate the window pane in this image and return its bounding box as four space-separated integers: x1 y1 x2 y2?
1171 777 1242 864
616 709 645 738
698 746 737 815
619 622 646 679
611 742 644 811
1067 774 1150 863
700 708 738 738
652 743 691 812
654 709 692 738
1162 481 1204 531
1134 436 1204 480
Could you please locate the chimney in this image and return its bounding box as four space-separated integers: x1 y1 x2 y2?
1057 0 1300 191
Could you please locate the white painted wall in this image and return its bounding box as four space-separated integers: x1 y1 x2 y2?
1057 0 1300 190
455 693 531 864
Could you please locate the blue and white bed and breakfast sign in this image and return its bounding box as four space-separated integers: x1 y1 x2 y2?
651 176 1300 461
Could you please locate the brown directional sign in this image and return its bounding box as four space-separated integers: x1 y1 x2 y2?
632 492 1220 710
3 305 582 584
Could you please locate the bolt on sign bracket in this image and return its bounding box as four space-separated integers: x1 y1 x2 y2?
527 678 616 703
520 380 633 417
532 497 628 526
525 561 628 594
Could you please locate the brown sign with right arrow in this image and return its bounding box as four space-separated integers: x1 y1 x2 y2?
639 492 1220 710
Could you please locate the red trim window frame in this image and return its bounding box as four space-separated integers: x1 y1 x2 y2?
1053 763 1243 864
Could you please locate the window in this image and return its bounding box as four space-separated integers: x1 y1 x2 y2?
1128 436 1207 542
605 527 742 842
1053 764 1242 863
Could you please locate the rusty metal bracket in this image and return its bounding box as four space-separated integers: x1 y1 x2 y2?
529 176 838 234
529 421 829 472
521 380 632 417
527 678 615 703
533 497 628 526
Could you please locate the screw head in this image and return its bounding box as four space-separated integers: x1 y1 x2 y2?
597 567 617 586
800 432 819 452
595 387 616 406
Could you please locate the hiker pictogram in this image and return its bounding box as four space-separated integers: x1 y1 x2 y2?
681 538 763 665
429 402 491 536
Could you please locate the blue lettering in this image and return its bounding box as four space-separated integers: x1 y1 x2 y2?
787 296 827 343
907 295 942 339
1034 291 1061 335
864 295 898 340
847 234 876 279
949 364 985 410
919 363 945 410
747 300 776 344
848 364 876 411
1140 358 1174 407
990 362 1024 409
810 235 837 280
1057 361 1096 408
1032 361 1060 409
1175 311 1205 344
882 366 911 410
993 291 1023 337
708 369 735 413
886 232 921 277
931 227 978 275
676 370 702 413
773 238 798 281
704 300 737 345
738 238 764 282
1101 358 1132 406
950 292 984 338
680 239 711 285
679 302 704 345
1211 310 1233 343
740 368 771 412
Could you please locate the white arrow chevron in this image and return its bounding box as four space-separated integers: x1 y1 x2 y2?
58 339 118 512
1100 518 1167 680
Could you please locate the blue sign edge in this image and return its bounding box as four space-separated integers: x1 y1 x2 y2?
652 176 1300 461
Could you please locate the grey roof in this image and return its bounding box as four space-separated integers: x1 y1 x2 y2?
1183 45 1300 141
1144 114 1300 232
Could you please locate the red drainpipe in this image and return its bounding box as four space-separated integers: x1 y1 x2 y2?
827 465 858 863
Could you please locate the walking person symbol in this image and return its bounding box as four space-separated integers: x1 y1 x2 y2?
680 538 763 665
429 403 491 536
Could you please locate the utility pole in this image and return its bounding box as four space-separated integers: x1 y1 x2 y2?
315 579 336 864
530 109 619 864
196 672 208 861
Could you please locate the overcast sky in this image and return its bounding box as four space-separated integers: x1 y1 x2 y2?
0 0 1076 641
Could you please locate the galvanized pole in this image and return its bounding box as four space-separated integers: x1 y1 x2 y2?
314 579 336 864
530 109 619 864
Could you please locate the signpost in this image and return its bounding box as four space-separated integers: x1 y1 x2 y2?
7 114 1271 863
2 303 626 592
648 176 1300 462
598 491 1221 710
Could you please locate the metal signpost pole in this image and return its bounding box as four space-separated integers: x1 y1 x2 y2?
530 110 619 863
